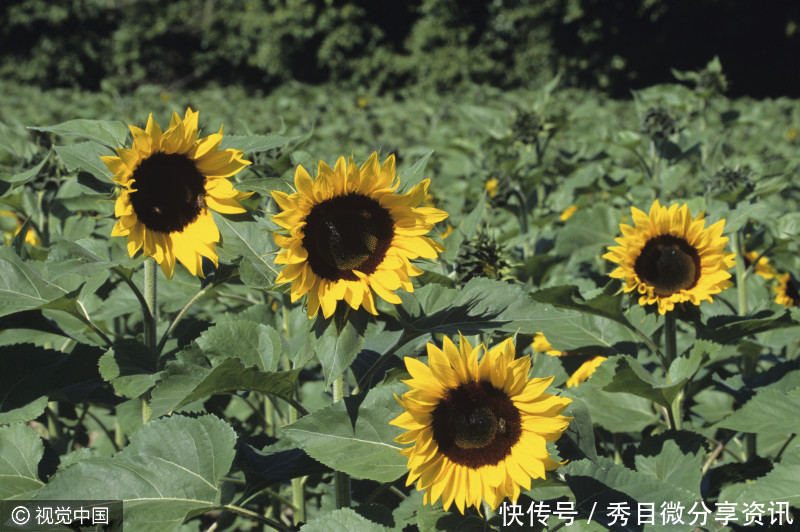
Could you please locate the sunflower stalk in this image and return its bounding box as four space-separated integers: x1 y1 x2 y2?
332 305 353 509
732 231 757 458
663 312 682 430
143 258 157 351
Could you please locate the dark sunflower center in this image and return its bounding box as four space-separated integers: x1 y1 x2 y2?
431 380 521 468
634 235 701 297
129 152 207 234
302 193 394 282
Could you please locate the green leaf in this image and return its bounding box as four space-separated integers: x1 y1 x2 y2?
701 310 799 344
635 431 705 497
311 310 367 384
149 354 301 419
717 458 800 524
0 155 48 198
565 457 701 531
398 277 568 336
603 355 687 408
218 134 294 154
562 396 598 462
531 280 629 327
215 214 279 289
398 150 434 191
301 508 390 532
0 344 103 424
282 381 408 483
0 424 45 499
0 246 69 318
35 415 236 530
235 177 293 196
99 340 160 398
54 142 115 181
31 119 129 148
196 321 282 372
715 388 800 435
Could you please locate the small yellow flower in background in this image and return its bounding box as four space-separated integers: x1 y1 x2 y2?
485 178 499 198
559 205 578 222
531 332 606 388
603 200 736 315
788 128 798 141
1 210 40 246
391 335 571 514
271 152 448 319
531 332 561 357
101 108 252 279
741 249 775 280
438 224 454 239
774 272 799 307
357 96 368 108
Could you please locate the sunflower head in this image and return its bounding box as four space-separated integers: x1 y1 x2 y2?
391 334 571 514
641 106 677 142
453 232 513 286
101 108 252 279
531 332 605 388
271 152 448 319
603 200 736 315
774 272 800 307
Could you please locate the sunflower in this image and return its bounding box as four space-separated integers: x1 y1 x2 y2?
1 210 40 246
390 335 572 513
271 152 447 318
101 108 252 279
531 332 606 388
602 200 736 315
774 272 799 307
742 249 775 280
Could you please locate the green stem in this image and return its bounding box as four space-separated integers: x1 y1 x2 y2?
511 186 530 259
663 312 683 430
144 258 157 351
221 504 292 532
332 373 351 509
732 231 747 318
289 400 306 524
732 231 757 458
663 312 677 368
156 280 217 356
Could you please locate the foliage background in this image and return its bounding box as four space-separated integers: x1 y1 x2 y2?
2 0 799 97
2 1 800 531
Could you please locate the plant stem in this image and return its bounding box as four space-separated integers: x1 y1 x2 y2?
663 312 677 368
143 258 157 352
289 399 306 524
732 231 757 458
221 504 292 532
156 280 217 356
332 373 352 508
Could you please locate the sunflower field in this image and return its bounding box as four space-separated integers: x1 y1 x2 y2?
2 16 800 530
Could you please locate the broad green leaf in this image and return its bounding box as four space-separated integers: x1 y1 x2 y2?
35 415 236 531
214 214 279 289
531 280 629 327
31 119 129 148
701 310 798 344
715 388 800 434
0 155 48 198
311 310 367 384
235 177 293 195
301 507 390 532
397 149 434 191
0 344 103 424
553 204 619 256
148 354 301 419
0 246 68 318
717 458 800 524
196 321 282 372
565 457 701 531
282 381 407 483
562 396 598 462
99 340 160 398
219 134 294 154
635 431 705 496
603 355 687 408
54 142 115 181
398 277 568 336
0 424 45 499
